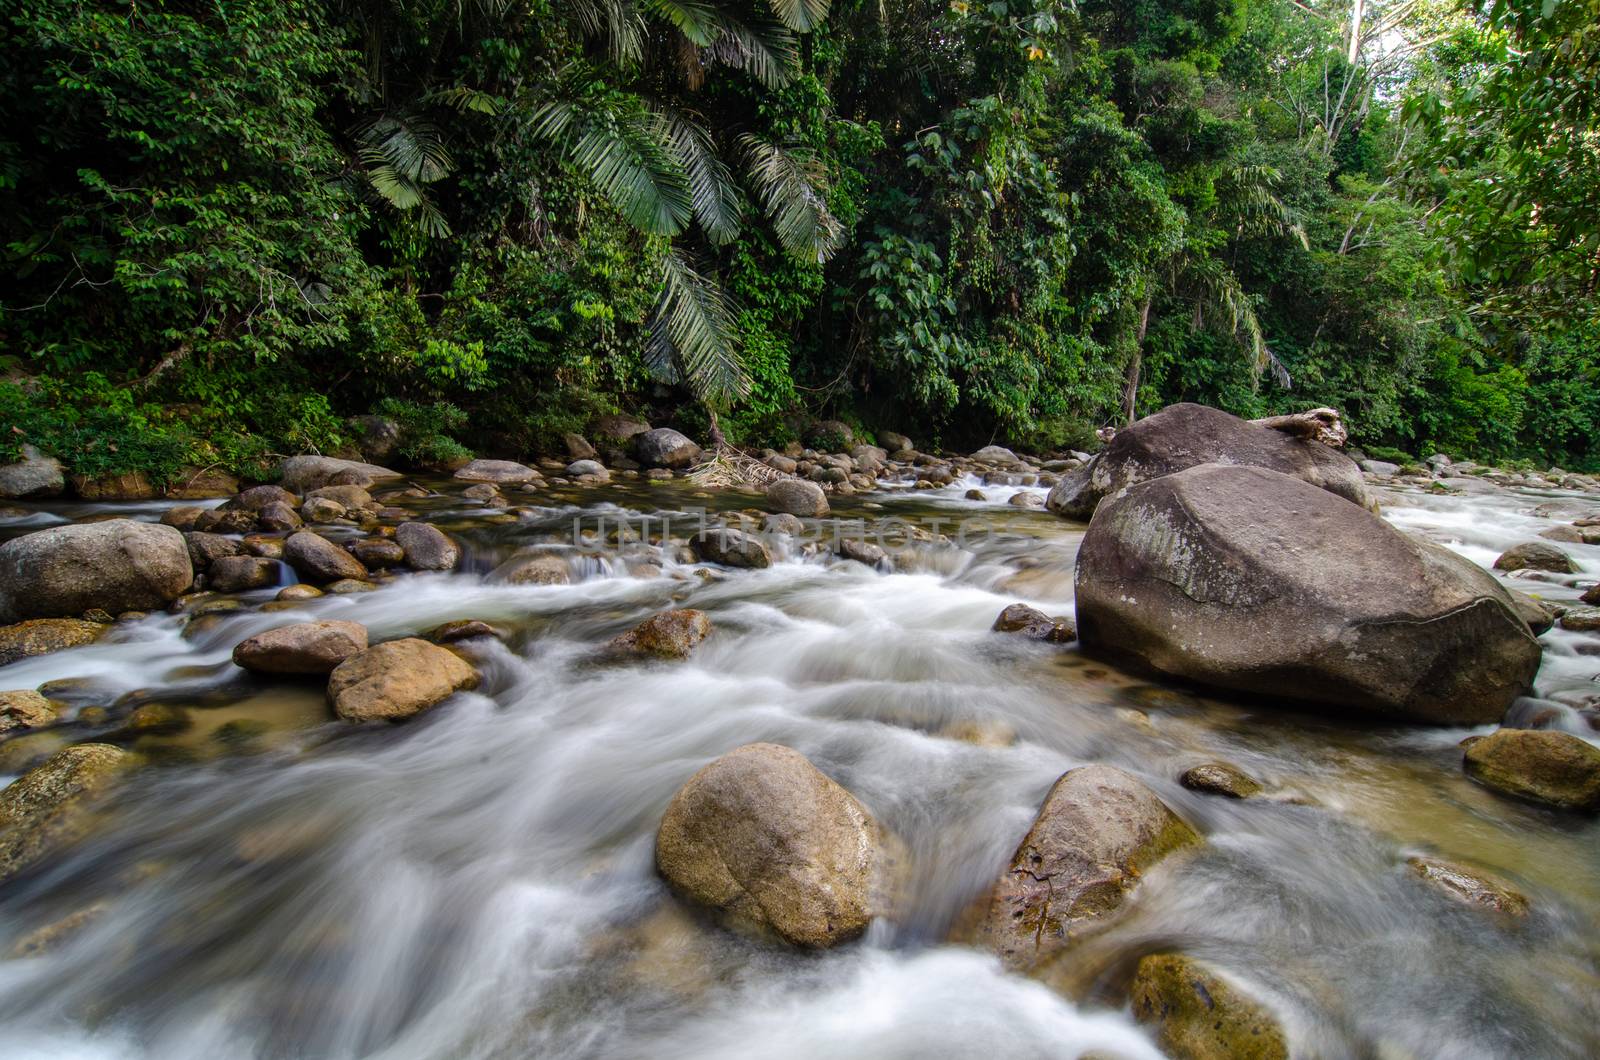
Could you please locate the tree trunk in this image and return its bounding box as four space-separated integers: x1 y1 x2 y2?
1122 295 1153 425
1249 407 1349 447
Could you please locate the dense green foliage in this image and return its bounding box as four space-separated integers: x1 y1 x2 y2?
1 0 1595 476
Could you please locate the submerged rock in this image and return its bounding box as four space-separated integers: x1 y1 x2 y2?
233 621 369 675
395 521 459 571
691 528 772 569
0 619 108 668
766 478 830 518
633 428 702 470
967 765 1200 971
1129 953 1289 1060
327 638 479 721
1075 464 1540 725
0 520 192 623
283 531 368 584
1463 729 1600 811
1047 403 1366 520
0 744 132 886
1406 855 1529 916
427 620 501 644
655 743 892 948
1493 541 1578 575
992 603 1076 643
607 609 712 660
1180 762 1264 799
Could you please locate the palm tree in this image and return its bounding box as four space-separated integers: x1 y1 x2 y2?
530 0 846 407
1121 162 1307 423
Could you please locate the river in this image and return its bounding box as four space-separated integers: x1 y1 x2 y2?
0 471 1596 1059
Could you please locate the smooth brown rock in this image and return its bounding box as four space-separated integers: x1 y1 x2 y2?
233 621 369 675
0 744 132 885
283 532 368 583
1463 729 1600 811
233 485 299 511
656 743 890 948
1130 953 1289 1060
427 620 501 644
185 531 244 569
1507 590 1556 636
633 428 702 470
395 521 459 571
766 479 830 518
348 538 406 569
607 610 712 660
278 456 400 493
327 638 479 721
0 520 192 623
0 619 108 668
453 459 539 485
490 552 571 586
1558 607 1600 632
691 529 772 569
208 556 279 592
968 765 1200 971
992 603 1076 643
1075 464 1541 724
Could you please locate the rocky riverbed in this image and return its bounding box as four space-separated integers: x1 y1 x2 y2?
0 410 1597 1059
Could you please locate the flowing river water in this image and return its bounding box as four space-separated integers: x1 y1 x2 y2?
0 472 1597 1059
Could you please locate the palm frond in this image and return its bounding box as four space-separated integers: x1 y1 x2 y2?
567 0 645 65
706 11 799 88
652 250 749 403
663 111 744 244
643 0 724 45
356 116 455 184
739 135 843 262
533 99 692 236
766 0 830 33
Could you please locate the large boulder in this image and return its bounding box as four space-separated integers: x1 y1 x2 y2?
0 520 192 623
233 621 369 675
967 765 1199 972
1463 729 1600 812
327 638 479 721
1075 464 1541 724
0 744 132 886
283 531 368 584
691 528 772 569
633 428 702 469
278 455 401 493
1047 403 1367 520
0 445 65 499
1130 953 1289 1060
0 619 109 667
766 479 830 518
655 743 892 947
453 459 539 485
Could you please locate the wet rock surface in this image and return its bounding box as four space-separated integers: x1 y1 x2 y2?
327 638 480 721
656 743 891 948
233 621 370 675
1130 953 1289 1060
1075 464 1541 724
1463 729 1600 811
0 520 192 622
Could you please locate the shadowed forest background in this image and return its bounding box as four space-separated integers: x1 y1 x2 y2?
2 0 1596 480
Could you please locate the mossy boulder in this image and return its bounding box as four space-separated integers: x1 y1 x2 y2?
1129 953 1289 1060
1463 729 1600 811
0 744 133 885
0 619 108 668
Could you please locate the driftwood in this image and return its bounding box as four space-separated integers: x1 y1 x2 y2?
687 446 796 490
1249 407 1347 448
